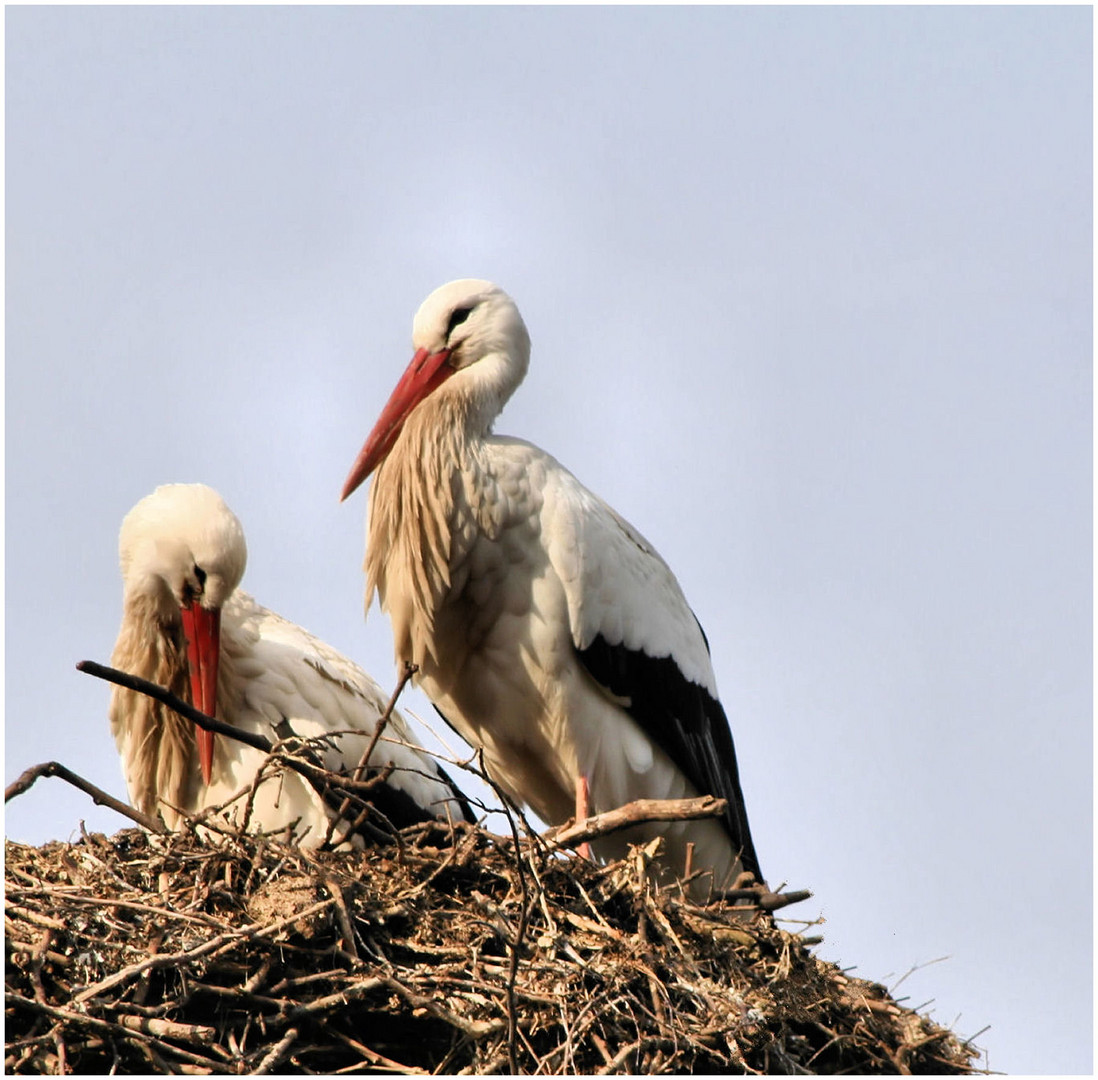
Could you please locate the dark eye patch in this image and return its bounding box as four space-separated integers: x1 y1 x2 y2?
182 564 207 607
446 306 473 338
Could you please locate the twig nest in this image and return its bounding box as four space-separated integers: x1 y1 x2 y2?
5 822 983 1074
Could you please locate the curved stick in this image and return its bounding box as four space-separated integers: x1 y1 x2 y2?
5 760 168 834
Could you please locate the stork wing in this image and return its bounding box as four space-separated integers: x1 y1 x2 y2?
228 593 474 825
543 474 761 880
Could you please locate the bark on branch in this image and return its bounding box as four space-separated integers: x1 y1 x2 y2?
76 660 413 798
719 886 814 912
76 660 274 752
545 795 811 913
4 760 168 835
544 795 728 851
72 660 406 845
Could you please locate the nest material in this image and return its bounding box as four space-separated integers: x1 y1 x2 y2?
4 818 983 1076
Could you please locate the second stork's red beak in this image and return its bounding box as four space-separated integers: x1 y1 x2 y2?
340 346 455 501
181 601 220 785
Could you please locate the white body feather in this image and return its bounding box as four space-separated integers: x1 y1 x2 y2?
355 281 758 892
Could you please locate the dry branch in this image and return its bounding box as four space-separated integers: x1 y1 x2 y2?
545 794 728 851
76 660 268 751
73 659 417 847
353 660 418 783
328 660 418 846
4 761 167 835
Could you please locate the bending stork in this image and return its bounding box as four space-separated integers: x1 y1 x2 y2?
342 280 761 893
109 483 471 845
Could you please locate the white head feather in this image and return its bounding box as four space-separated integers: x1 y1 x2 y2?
119 483 247 622
412 279 531 434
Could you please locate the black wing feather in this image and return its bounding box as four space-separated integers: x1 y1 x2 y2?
577 630 761 881
361 758 476 827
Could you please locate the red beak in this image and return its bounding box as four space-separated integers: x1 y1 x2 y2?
341 347 454 501
180 601 221 785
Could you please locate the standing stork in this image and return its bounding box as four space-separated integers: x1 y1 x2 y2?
341 280 761 893
109 483 471 846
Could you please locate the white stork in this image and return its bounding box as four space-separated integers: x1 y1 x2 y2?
109 483 471 846
341 280 761 893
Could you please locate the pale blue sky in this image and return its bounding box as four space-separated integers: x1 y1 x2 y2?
6 7 1091 1073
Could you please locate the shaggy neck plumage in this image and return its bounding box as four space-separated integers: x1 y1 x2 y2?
365 381 508 670
109 592 250 824
108 594 196 827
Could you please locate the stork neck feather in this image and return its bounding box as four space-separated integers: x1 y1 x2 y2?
108 594 197 827
446 348 526 439
363 331 527 670
365 384 503 670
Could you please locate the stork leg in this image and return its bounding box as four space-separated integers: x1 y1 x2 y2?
575 774 592 861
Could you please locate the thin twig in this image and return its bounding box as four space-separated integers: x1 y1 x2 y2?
72 896 337 1004
474 748 532 1075
4 761 167 834
502 802 530 1074
6 992 223 1065
320 662 419 848
77 659 402 847
354 661 419 784
79 661 365 802
6 887 236 931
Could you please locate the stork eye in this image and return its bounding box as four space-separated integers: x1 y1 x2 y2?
181 564 207 606
446 307 473 338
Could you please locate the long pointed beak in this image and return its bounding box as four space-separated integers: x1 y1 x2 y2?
180 601 221 785
340 346 454 501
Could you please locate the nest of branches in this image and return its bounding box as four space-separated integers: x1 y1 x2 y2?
6 811 981 1075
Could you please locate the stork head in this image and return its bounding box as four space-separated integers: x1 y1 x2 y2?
341 279 531 501
118 483 247 783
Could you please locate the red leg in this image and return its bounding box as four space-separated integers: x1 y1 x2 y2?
575 775 592 861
